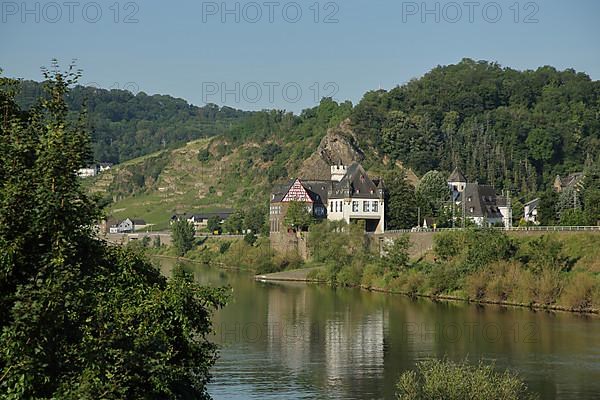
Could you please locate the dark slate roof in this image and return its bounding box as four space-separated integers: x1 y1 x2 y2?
131 219 147 225
448 167 467 183
270 163 383 203
562 172 584 188
458 183 503 219
301 180 333 205
271 179 296 203
329 163 381 199
524 198 540 208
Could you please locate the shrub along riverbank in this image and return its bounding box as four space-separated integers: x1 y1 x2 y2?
306 222 600 313
138 222 600 313
140 234 303 274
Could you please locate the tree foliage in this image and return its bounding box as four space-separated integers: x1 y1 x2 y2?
283 201 314 231
0 65 227 398
15 80 252 164
416 170 451 217
384 169 418 229
352 59 600 193
171 219 196 255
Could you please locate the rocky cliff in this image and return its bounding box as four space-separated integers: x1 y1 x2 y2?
298 119 365 180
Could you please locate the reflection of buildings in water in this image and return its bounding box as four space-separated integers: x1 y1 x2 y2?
324 311 386 382
266 285 312 372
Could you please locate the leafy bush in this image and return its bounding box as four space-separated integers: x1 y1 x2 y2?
462 229 516 273
433 231 461 261
427 264 462 296
396 359 538 400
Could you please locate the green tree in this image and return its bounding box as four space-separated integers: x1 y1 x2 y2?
223 210 244 234
416 170 451 217
396 359 538 400
284 201 314 231
0 65 226 398
171 220 196 256
583 189 600 224
556 186 582 218
526 128 560 164
537 189 558 226
244 206 267 235
559 208 590 226
244 231 257 246
261 142 282 162
381 235 410 276
207 215 222 233
197 147 211 162
384 169 418 229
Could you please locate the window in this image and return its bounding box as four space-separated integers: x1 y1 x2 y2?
363 201 370 212
470 207 475 213
339 201 342 211
352 201 359 212
330 201 333 212
335 201 338 212
372 201 378 212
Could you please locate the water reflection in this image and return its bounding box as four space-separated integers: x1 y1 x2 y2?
158 259 600 400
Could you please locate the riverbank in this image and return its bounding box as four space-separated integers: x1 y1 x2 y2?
144 226 600 314
255 268 600 315
304 227 600 315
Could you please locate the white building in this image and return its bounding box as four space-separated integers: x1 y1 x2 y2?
523 198 540 225
269 163 385 234
448 168 512 228
326 163 385 233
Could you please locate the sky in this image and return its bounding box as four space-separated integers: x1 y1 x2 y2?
1 0 600 113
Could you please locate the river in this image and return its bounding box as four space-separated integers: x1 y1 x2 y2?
159 259 600 399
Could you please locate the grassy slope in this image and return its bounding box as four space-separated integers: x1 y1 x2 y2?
88 138 298 230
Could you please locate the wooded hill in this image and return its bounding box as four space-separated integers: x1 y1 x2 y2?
14 59 600 226
15 80 253 164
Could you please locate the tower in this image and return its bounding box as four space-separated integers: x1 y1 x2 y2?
448 167 467 193
330 163 347 182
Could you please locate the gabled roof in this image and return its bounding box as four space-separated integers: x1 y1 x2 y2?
330 163 380 199
448 167 467 183
270 163 382 203
458 183 503 219
563 172 584 188
524 198 540 208
301 180 332 205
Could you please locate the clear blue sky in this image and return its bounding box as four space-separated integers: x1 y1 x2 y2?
2 0 599 113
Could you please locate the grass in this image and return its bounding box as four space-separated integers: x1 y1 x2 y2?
90 138 274 228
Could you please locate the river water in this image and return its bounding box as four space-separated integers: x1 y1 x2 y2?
159 260 600 399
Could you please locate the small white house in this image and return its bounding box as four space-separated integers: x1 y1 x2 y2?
523 198 540 225
109 218 147 233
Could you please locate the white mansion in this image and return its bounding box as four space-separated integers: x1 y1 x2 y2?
270 163 385 234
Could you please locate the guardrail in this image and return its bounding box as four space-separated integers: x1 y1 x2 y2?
381 226 600 235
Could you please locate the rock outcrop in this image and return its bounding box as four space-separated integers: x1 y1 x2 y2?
298 119 365 180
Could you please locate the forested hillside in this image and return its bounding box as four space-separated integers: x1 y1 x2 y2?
352 58 600 194
14 59 600 227
15 80 253 163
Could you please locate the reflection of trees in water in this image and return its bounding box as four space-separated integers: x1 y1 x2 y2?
169 261 600 400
